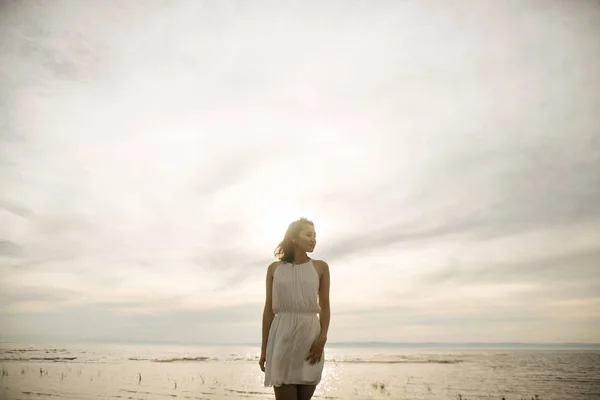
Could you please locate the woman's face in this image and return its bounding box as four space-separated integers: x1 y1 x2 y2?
295 224 317 253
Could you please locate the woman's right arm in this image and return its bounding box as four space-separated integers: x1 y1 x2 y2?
261 262 277 355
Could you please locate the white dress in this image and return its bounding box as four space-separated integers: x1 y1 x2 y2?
264 260 324 387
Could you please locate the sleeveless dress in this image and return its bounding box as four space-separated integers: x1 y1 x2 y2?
264 260 324 387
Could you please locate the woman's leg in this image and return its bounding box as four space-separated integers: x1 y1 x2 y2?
297 384 316 400
274 384 298 400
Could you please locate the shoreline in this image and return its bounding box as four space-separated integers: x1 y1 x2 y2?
2 340 600 350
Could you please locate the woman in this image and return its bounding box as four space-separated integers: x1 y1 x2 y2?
259 217 331 400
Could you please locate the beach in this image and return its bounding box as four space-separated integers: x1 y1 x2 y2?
1 343 599 400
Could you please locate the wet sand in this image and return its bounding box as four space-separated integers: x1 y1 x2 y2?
1 344 599 399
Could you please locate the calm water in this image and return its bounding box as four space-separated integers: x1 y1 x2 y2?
1 342 599 399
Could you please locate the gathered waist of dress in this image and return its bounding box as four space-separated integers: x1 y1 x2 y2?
274 310 319 315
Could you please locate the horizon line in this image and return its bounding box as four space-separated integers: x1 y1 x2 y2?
2 339 599 347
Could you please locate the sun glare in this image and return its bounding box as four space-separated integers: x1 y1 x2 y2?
256 203 328 251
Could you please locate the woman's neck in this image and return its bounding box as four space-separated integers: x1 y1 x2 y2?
291 253 310 264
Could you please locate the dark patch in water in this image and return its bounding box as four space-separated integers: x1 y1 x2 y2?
151 356 214 363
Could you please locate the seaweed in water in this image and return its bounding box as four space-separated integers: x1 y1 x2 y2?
371 381 390 396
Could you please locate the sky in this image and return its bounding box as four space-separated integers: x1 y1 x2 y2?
1 0 599 345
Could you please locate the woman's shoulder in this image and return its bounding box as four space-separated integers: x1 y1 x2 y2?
311 259 329 273
266 260 283 274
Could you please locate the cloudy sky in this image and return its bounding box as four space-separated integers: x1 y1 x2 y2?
1 0 599 345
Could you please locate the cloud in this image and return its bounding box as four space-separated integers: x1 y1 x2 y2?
320 136 600 262
0 201 32 219
423 247 600 287
0 286 74 310
0 302 264 344
0 240 24 257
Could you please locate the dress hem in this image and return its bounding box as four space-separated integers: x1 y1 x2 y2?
264 379 321 387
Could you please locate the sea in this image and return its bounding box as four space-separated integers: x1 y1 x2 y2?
0 342 599 400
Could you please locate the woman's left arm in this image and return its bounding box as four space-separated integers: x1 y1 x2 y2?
317 260 330 341
306 260 331 364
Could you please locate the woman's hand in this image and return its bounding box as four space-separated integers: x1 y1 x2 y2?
259 352 266 372
306 335 326 365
